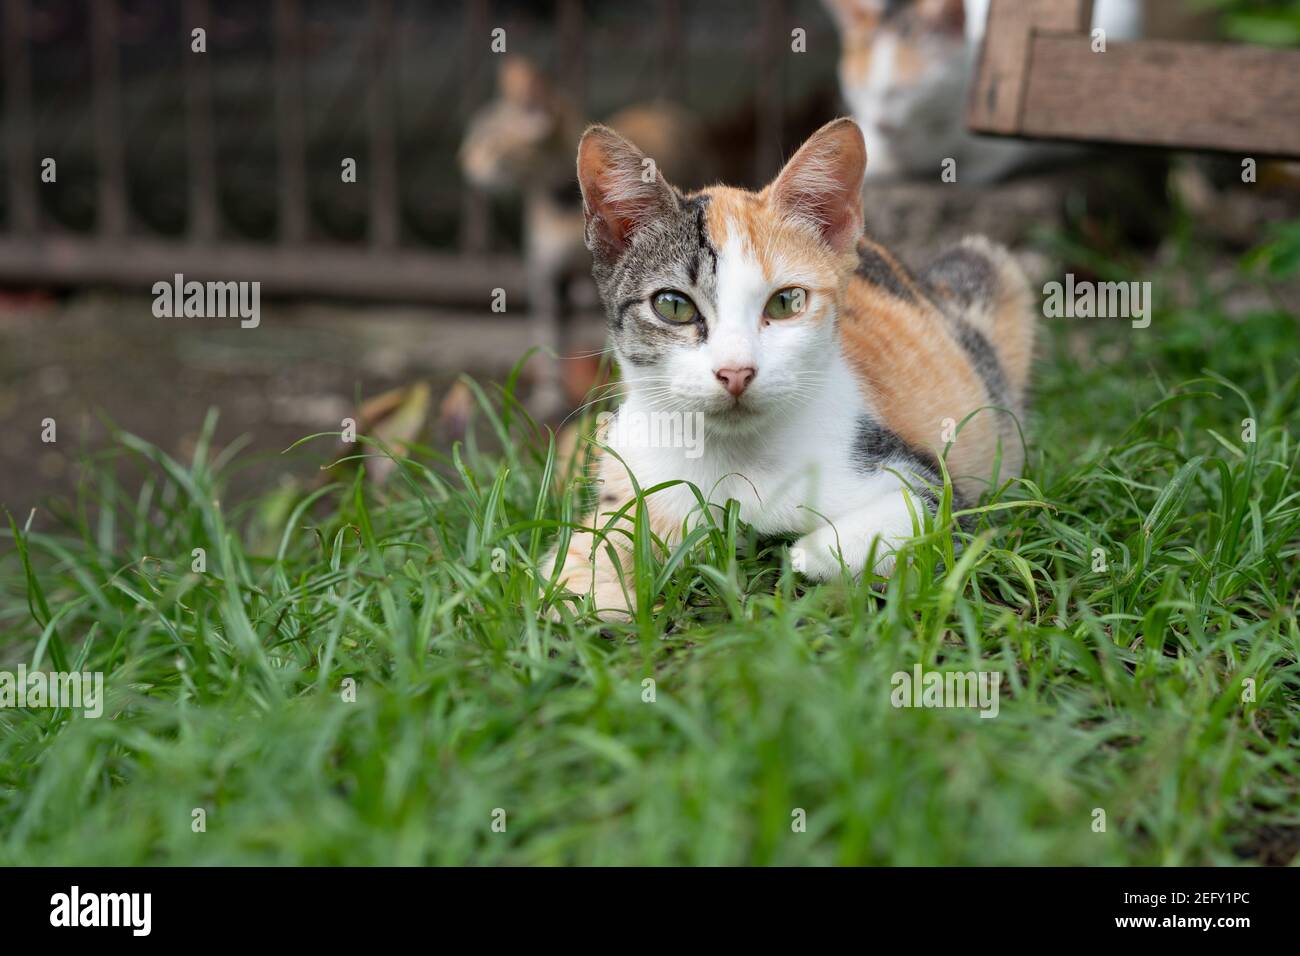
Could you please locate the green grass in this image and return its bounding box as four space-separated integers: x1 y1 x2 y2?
2 240 1298 866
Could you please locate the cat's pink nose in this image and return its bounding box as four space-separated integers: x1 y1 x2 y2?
715 367 756 397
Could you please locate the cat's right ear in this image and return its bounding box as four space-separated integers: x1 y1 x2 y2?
767 117 867 254
576 125 678 257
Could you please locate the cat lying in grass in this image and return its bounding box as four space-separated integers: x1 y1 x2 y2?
545 118 1034 619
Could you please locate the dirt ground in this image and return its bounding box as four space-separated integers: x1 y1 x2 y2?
0 291 604 525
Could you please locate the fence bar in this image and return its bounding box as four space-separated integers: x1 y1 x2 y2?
458 0 490 254
184 0 218 239
91 0 128 236
557 0 586 111
658 0 684 100
3 0 38 234
754 0 786 182
274 0 307 243
367 0 398 249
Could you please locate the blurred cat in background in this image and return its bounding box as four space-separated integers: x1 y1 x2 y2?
460 56 709 416
821 0 1154 183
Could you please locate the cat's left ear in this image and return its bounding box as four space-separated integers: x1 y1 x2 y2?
577 125 679 258
766 117 866 254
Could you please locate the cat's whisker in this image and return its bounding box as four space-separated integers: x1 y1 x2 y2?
563 383 683 427
559 389 639 428
559 345 620 361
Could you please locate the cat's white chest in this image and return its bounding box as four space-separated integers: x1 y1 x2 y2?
675 445 830 535
609 384 866 538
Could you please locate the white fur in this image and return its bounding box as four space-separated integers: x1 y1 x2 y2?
609 233 931 579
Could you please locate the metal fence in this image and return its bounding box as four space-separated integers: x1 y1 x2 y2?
0 0 833 306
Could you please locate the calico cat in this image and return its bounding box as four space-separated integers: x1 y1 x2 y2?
545 118 1034 618
460 56 706 415
821 0 1148 183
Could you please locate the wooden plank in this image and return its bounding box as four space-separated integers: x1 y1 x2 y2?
968 0 1092 135
2 0 37 234
1020 36 1300 157
0 236 529 305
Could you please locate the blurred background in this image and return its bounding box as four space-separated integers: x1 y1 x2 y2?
2 0 1299 514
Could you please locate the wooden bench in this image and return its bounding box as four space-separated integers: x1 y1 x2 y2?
968 0 1300 159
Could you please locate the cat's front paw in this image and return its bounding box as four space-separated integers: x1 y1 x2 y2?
544 561 635 622
792 522 899 582
587 576 635 622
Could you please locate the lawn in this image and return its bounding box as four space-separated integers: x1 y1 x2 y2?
2 226 1298 866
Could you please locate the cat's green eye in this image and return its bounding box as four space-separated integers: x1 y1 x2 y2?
764 287 808 320
652 290 698 324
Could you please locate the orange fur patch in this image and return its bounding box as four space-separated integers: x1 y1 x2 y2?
699 185 853 316
839 238 1027 499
